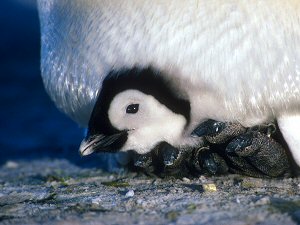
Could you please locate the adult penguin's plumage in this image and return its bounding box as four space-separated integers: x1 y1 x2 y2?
38 0 300 166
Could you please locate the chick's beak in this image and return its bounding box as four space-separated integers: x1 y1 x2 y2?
79 131 128 156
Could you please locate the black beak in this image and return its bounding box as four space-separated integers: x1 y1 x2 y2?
79 131 128 156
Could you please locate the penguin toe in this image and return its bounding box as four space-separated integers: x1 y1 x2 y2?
191 119 226 137
192 120 246 144
159 142 180 167
132 152 153 168
226 132 255 156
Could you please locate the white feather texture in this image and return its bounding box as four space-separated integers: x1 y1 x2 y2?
38 0 300 163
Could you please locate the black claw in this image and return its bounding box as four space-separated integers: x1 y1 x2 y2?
203 157 218 174
160 143 180 166
226 133 253 154
191 119 226 137
133 152 152 168
198 148 219 175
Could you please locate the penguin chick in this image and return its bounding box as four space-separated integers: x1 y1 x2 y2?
38 0 300 166
79 67 199 156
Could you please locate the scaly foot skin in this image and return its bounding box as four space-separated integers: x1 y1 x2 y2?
131 142 188 177
153 142 189 177
192 120 291 177
132 152 153 169
195 146 229 175
132 142 230 178
191 119 246 144
134 120 244 177
132 120 291 178
226 131 290 177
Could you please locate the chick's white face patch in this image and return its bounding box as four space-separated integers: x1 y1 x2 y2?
108 89 187 154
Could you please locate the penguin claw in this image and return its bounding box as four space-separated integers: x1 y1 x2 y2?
226 132 255 156
197 148 229 175
192 120 246 144
132 121 290 178
131 142 187 177
191 120 291 177
225 131 291 177
201 153 219 174
159 142 180 167
132 152 153 168
191 119 226 137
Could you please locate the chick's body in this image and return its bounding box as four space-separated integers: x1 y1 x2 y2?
38 0 300 164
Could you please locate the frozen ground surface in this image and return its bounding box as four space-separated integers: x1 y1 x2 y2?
1 1 300 224
1 159 300 225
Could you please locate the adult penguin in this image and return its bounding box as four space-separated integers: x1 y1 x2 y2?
37 0 298 175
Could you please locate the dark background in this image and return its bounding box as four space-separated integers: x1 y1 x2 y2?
0 0 118 170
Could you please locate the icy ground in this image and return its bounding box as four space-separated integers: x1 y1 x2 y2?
1 159 300 225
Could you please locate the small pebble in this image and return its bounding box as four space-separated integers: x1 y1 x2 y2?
136 199 143 204
125 190 134 197
199 176 208 183
182 177 191 183
255 196 271 206
91 197 102 205
203 183 217 192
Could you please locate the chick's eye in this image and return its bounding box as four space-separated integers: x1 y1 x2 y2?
126 104 139 114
